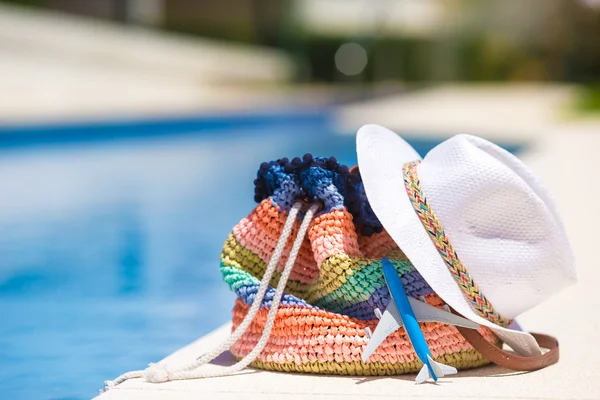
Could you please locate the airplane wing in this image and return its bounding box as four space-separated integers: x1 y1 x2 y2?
408 297 480 329
362 297 479 362
361 298 403 362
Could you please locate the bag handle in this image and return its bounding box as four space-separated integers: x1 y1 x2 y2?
456 326 559 371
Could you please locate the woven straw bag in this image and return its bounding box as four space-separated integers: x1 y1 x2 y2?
219 154 500 375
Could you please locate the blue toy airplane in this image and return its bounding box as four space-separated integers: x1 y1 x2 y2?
362 258 480 384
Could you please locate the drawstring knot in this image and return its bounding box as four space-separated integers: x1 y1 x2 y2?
104 201 319 390
144 363 171 383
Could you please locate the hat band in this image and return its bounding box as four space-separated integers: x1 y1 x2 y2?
402 160 512 327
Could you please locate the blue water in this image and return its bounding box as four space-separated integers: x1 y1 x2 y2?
0 112 521 400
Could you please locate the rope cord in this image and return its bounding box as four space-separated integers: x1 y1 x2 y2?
103 201 318 389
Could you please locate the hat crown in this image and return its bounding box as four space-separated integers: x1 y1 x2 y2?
418 134 576 319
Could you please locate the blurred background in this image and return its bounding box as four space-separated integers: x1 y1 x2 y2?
0 1 598 399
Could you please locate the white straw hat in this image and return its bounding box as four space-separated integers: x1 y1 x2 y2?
356 124 576 356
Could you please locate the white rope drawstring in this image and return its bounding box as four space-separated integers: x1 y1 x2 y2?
104 201 318 390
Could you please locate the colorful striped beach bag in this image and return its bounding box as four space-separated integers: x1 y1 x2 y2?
217 154 502 376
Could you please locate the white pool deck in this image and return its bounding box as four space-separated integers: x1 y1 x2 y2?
0 3 294 124
95 94 600 399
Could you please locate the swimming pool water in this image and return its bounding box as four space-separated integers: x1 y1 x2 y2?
0 114 520 399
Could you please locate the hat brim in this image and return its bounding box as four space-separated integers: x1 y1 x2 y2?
356 124 542 356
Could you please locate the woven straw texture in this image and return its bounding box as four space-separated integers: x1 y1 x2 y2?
220 155 500 375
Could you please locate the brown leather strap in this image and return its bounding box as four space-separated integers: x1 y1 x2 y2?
457 326 559 371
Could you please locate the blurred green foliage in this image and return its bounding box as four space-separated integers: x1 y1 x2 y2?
1 0 599 85
575 85 600 113
2 0 41 5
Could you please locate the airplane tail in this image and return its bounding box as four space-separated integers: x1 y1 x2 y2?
415 356 458 384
